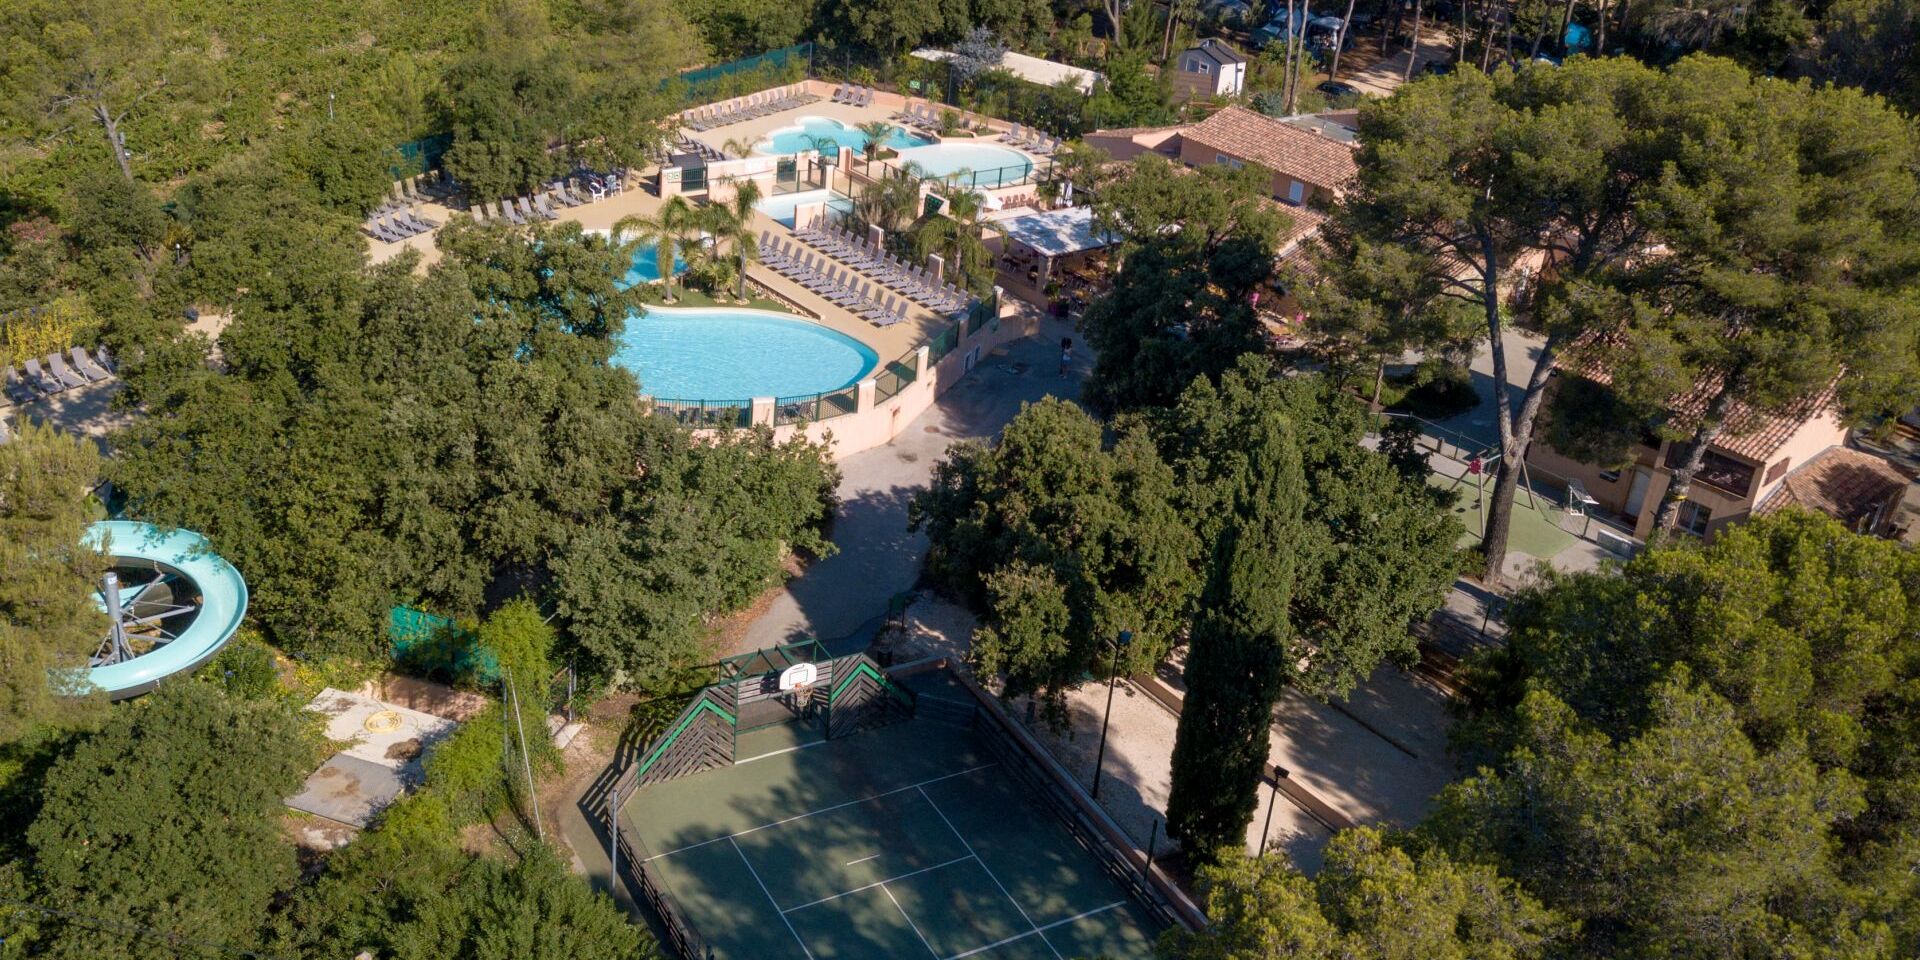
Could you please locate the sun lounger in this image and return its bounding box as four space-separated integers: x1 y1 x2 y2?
498 200 525 225
46 353 88 389
4 367 39 404
94 346 115 374
370 217 407 242
534 194 561 220
1000 123 1024 143
23 358 63 394
71 347 111 381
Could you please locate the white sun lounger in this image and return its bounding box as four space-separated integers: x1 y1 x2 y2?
71 347 111 381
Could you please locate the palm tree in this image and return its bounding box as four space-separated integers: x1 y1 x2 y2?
701 179 763 301
614 195 698 303
852 163 927 239
912 187 1006 295
854 120 899 162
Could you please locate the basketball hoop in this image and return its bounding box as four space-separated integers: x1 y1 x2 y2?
778 662 819 693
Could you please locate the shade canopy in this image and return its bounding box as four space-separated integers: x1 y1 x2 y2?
1001 206 1115 259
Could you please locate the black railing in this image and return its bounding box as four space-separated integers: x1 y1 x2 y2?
774 384 860 425
650 397 749 428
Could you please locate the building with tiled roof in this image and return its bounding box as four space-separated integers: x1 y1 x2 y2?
1177 105 1359 203
1526 345 1898 542
1755 446 1911 536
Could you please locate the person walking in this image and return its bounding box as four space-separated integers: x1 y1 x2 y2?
1059 337 1073 378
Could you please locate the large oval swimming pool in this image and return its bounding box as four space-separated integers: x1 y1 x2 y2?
897 142 1035 188
612 307 879 402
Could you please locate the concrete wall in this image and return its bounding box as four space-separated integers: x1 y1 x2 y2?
697 299 1039 459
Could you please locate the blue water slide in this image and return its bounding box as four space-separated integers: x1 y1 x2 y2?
82 521 248 699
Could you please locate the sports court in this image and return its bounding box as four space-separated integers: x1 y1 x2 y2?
620 674 1168 960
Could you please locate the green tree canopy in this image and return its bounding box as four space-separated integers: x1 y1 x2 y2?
1429 671 1879 957
1081 157 1292 416
1166 394 1304 857
22 682 313 958
910 398 1200 714
1159 827 1570 960
0 420 106 741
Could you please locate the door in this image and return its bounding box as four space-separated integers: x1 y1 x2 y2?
1624 468 1652 520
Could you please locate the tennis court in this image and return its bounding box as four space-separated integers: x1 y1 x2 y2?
622 691 1167 960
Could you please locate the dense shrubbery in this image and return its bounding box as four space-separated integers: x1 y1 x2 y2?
108 221 837 684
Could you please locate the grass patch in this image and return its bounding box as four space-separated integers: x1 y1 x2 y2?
656 287 794 314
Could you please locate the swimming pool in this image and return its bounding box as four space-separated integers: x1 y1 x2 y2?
760 116 933 156
622 245 688 286
612 307 879 401
755 189 855 228
897 142 1035 188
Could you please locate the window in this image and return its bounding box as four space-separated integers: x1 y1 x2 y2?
1216 154 1243 170
1598 468 1623 483
1286 180 1306 205
1187 57 1210 75
1677 501 1712 537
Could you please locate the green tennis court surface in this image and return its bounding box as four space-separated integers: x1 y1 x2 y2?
624 711 1165 959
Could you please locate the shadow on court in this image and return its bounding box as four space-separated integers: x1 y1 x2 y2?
622 704 1164 960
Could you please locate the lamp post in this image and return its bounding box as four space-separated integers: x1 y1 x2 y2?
1259 764 1283 856
1090 630 1133 801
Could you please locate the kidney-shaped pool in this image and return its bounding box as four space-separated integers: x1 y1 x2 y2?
612 307 879 402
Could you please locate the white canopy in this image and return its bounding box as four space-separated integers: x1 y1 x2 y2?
1000 206 1114 258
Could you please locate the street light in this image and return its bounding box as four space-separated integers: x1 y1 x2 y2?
1259 764 1284 856
1090 630 1133 801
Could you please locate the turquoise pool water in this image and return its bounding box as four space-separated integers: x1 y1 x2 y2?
897 142 1035 187
612 307 879 401
756 189 855 228
760 116 933 156
622 245 689 286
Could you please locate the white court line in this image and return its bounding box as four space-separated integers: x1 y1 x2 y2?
731 836 816 960
643 763 998 862
736 738 834 764
845 854 881 867
917 785 1065 960
783 855 977 914
943 902 1127 960
883 883 942 959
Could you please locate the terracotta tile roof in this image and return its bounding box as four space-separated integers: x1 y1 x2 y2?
1558 332 1843 462
1183 105 1359 192
1756 446 1911 528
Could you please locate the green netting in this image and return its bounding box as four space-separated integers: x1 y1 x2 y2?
387 605 499 682
391 133 452 179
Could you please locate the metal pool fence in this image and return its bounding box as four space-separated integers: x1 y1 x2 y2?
773 384 861 425
649 397 750 429
872 350 919 403
927 323 961 363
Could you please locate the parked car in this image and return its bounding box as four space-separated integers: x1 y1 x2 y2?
1317 80 1362 100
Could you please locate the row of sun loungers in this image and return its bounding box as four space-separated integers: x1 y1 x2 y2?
677 136 729 163
830 85 875 107
373 172 455 215
760 235 911 327
894 102 947 131
363 207 440 243
3 347 115 405
786 224 971 313
997 123 1061 155
682 84 820 131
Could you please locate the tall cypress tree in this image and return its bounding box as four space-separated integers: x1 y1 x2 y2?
1166 407 1305 860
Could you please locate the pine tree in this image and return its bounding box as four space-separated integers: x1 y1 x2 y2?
1165 406 1305 860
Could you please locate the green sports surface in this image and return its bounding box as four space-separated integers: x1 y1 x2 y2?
623 708 1165 959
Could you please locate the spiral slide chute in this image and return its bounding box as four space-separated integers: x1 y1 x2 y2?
82 521 248 700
